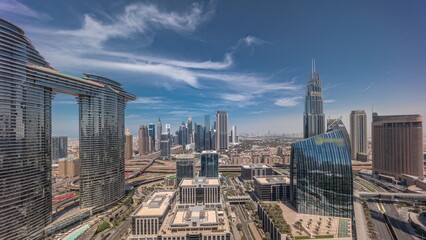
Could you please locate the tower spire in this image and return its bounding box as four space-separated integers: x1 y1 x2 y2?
312 58 316 73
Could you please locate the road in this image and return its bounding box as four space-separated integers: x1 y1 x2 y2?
234 204 253 240
106 218 131 240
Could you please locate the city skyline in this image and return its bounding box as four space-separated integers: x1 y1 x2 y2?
1 0 426 138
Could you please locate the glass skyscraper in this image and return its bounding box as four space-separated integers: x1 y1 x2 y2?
290 129 353 219
0 18 135 239
176 156 194 186
200 151 219 177
303 59 325 139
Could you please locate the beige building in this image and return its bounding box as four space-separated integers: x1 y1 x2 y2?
372 113 423 179
138 125 149 155
179 177 220 205
58 158 79 177
350 110 368 160
125 129 133 160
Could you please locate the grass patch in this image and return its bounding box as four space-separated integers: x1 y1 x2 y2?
315 235 334 239
221 172 240 178
96 222 110 233
294 236 311 239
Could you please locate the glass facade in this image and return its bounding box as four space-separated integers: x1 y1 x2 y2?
200 152 219 177
290 129 353 219
303 65 325 139
0 18 134 239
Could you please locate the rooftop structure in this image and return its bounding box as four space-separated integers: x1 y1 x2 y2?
254 175 291 201
180 177 220 187
134 191 175 217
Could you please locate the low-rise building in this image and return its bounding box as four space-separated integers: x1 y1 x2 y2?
254 175 290 201
179 177 220 205
240 164 273 181
129 190 176 240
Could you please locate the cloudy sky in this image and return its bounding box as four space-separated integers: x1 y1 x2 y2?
1 0 425 137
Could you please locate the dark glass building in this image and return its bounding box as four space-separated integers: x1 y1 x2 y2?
51 136 68 162
176 155 194 186
290 129 353 218
200 151 219 177
148 123 156 152
0 18 134 239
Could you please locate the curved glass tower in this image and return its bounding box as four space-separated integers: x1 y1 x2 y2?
303 59 325 139
290 129 353 218
0 18 135 239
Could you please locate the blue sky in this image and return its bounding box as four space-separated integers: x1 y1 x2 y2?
1 0 425 137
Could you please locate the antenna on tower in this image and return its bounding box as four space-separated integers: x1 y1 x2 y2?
311 58 316 73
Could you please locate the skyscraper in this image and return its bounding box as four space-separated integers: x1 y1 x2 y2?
290 129 353 218
187 116 193 144
157 118 162 151
138 125 149 155
125 129 133 160
178 123 187 147
350 110 367 160
231 125 237 144
327 118 350 153
303 59 325 139
176 155 194 186
148 123 156 152
372 113 423 178
216 111 228 150
51 136 68 162
204 115 212 150
194 123 205 152
0 18 135 239
200 151 219 177
160 132 171 159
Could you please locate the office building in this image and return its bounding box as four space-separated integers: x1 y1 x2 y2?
231 125 237 144
350 110 368 160
216 110 229 150
148 123 157 153
0 18 135 239
178 123 187 147
179 177 221 204
51 136 68 162
138 125 149 155
165 123 171 134
200 151 219 177
241 164 273 181
160 132 171 159
254 175 291 201
303 59 325 138
176 155 194 186
327 118 350 153
58 158 80 178
156 118 162 151
187 116 193 144
290 129 353 218
130 190 176 238
125 129 133 160
372 113 423 178
194 123 205 152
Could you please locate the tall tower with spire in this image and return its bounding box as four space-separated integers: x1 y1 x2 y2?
156 117 162 151
303 59 325 138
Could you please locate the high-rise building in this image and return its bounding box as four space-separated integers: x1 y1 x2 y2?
138 125 149 155
160 132 171 159
290 129 353 218
0 18 135 239
231 125 237 144
125 129 133 160
303 59 325 139
204 115 212 150
372 113 423 178
148 123 156 152
327 118 350 153
216 111 228 150
165 123 171 134
58 158 80 178
176 155 194 186
194 123 205 152
350 110 367 160
200 151 219 177
178 124 187 147
52 136 68 162
187 116 193 144
156 118 162 151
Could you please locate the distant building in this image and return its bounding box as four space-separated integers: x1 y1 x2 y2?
160 132 171 159
148 123 156 152
241 164 273 181
175 155 194 187
179 177 220 205
350 110 367 160
254 175 291 201
125 129 133 160
204 115 212 150
52 136 67 162
231 125 237 143
372 113 423 179
200 151 219 177
303 59 325 139
138 125 149 155
216 111 228 150
58 158 79 178
194 123 205 152
130 190 176 238
290 129 353 218
187 116 193 144
156 118 162 151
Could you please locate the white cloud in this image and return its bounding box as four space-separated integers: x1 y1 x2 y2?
220 93 252 102
275 96 303 107
0 0 49 19
324 99 336 103
131 97 164 104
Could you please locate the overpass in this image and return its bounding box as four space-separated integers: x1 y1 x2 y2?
357 192 426 201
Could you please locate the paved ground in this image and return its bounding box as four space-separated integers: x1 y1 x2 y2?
353 195 369 240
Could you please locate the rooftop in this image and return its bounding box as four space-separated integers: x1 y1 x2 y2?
180 177 220 187
241 163 271 169
172 206 217 227
175 154 195 160
201 150 218 155
372 113 422 123
134 190 175 217
254 175 290 185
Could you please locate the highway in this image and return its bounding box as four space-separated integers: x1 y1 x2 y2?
106 217 131 240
